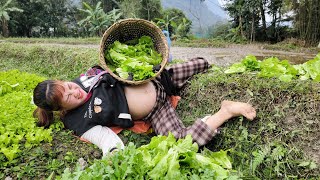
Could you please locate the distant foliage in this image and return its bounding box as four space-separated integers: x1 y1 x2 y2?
78 1 122 36
139 0 162 21
222 0 320 46
157 8 192 38
0 0 23 37
9 0 71 37
208 22 231 39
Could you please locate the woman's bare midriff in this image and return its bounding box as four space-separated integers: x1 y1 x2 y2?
124 82 157 120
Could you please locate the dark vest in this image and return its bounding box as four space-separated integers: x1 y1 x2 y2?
62 73 134 136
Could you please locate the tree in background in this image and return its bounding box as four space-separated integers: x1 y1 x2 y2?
155 8 192 39
118 0 140 18
224 0 261 42
259 0 268 40
0 0 319 46
0 0 22 37
223 0 293 43
8 0 43 37
267 0 283 42
81 0 119 12
78 1 121 36
175 17 192 38
291 0 320 46
224 0 246 40
81 0 162 23
42 0 69 37
222 0 320 46
9 0 71 37
139 0 162 21
208 21 247 43
6 0 164 37
208 21 231 39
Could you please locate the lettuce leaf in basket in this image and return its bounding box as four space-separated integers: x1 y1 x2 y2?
105 36 162 81
116 58 155 80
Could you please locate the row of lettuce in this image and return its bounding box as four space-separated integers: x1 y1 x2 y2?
0 70 52 164
224 53 320 82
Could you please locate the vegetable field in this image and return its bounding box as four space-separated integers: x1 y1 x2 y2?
0 42 319 179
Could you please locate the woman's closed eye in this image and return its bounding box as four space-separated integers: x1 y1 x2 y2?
66 84 72 102
67 94 71 102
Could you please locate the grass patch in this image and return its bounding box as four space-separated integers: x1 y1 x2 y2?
0 42 319 179
178 69 319 179
0 42 99 80
0 37 100 45
263 43 319 54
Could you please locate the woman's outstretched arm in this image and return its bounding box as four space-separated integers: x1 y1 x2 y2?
81 125 124 156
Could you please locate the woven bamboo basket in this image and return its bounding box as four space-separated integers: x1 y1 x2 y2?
99 18 169 85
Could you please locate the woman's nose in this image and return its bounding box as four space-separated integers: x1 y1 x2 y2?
72 90 77 97
72 89 80 98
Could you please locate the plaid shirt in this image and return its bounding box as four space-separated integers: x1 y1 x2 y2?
144 57 217 146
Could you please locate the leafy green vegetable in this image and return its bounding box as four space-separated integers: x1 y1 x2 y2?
0 70 52 163
59 134 235 179
224 55 260 74
224 53 320 82
241 55 261 71
297 53 320 81
224 62 246 74
105 36 162 81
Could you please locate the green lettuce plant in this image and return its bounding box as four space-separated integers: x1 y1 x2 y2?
60 134 237 179
0 70 52 163
224 53 320 82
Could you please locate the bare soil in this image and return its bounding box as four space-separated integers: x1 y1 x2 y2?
32 43 319 66
170 45 318 66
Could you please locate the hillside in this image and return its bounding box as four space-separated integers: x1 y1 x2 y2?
161 0 227 36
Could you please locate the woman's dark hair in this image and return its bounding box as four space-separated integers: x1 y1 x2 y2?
33 80 64 127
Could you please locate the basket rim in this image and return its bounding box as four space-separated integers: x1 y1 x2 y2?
99 18 169 85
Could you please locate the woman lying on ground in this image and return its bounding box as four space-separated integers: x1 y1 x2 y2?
33 57 256 156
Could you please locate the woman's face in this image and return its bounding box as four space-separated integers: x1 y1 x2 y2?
60 82 88 110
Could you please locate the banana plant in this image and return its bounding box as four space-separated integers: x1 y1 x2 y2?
0 0 23 37
176 18 191 38
154 15 178 32
78 1 122 36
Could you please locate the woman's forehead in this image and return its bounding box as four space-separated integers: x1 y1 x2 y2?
61 81 72 88
54 81 67 93
61 81 80 91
